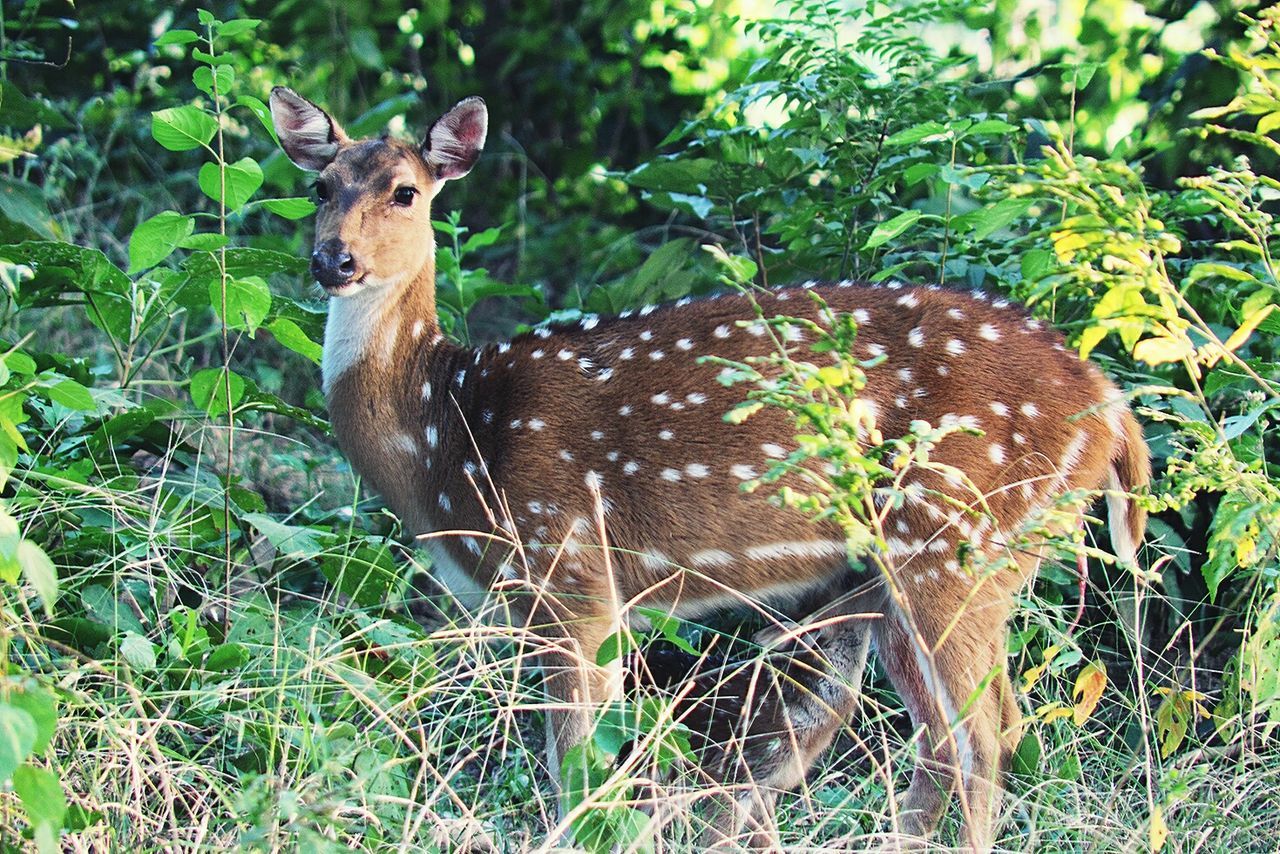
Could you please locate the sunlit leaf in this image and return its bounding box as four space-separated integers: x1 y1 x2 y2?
13 765 65 853
1133 335 1193 366
1150 804 1169 851
0 704 36 781
261 197 316 220
1071 660 1107 724
210 275 271 334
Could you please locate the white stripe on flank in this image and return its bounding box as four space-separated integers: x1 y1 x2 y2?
744 540 848 561
690 549 734 567
640 549 669 570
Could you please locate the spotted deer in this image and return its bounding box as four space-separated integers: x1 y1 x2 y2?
269 86 1150 849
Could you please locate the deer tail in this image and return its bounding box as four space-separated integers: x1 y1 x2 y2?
1106 403 1150 565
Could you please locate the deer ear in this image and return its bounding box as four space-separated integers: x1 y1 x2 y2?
423 97 487 181
269 87 348 172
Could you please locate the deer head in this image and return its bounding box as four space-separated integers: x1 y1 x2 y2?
269 87 487 298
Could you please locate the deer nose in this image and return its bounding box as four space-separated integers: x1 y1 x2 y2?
311 241 361 289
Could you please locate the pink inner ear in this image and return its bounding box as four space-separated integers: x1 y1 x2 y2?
449 106 486 149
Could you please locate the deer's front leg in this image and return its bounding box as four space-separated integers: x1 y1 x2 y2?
535 604 624 792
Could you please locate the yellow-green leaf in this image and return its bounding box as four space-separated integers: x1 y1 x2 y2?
1133 335 1193 366
1150 804 1169 851
1071 659 1107 725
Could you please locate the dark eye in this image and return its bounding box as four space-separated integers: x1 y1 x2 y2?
393 186 418 206
313 181 329 203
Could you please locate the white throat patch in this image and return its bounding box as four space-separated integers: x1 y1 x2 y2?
321 285 398 395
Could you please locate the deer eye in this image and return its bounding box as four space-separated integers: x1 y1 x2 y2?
393 185 418 206
313 181 329 203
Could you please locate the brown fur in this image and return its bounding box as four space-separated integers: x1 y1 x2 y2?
270 87 1151 850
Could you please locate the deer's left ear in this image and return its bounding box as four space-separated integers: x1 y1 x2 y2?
423 97 487 181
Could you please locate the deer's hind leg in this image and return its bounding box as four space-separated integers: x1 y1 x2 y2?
872 569 1013 851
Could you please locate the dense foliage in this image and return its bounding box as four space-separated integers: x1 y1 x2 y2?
0 0 1276 850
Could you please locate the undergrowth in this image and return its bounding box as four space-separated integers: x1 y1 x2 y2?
0 2 1274 852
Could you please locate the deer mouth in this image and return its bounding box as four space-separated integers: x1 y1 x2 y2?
321 275 367 297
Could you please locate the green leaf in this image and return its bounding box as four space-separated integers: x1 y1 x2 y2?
236 94 277 145
198 158 263 212
128 211 194 273
242 513 327 561
6 688 56 754
346 92 420 137
261 197 317 220
886 121 948 146
12 766 66 851
151 106 218 152
596 630 636 667
41 378 96 411
1021 248 1055 281
0 175 56 240
154 29 199 46
190 368 246 416
119 632 157 672
178 233 229 251
966 198 1032 241
5 351 35 376
267 317 322 363
17 540 56 616
210 275 271 334
192 65 234 98
216 18 262 37
634 608 698 655
863 209 921 249
0 704 37 781
963 119 1019 137
192 49 234 66
626 158 716 193
204 642 251 672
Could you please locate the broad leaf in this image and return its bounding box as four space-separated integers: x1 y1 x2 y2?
128 211 194 273
151 105 217 152
190 367 246 416
243 513 327 561
119 632 157 672
0 704 36 781
210 275 271 334
267 317 322 363
198 158 263 212
12 765 66 853
6 688 56 753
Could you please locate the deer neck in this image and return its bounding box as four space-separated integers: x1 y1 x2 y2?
322 259 455 532
321 258 441 396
